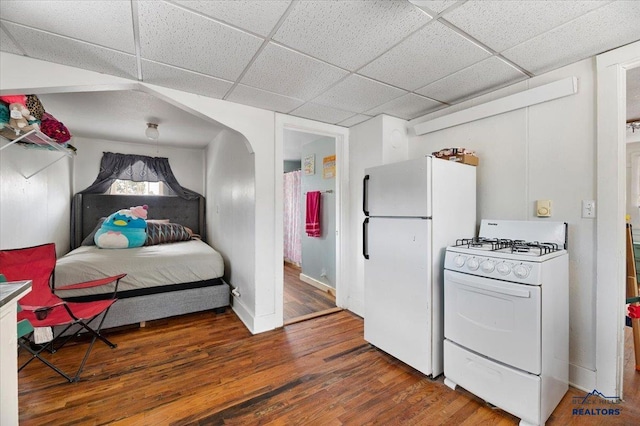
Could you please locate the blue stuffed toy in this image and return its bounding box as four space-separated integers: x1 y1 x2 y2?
95 205 148 249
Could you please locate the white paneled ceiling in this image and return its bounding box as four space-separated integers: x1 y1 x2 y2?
1 0 639 146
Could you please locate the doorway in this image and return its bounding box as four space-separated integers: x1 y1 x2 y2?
282 129 339 324
596 40 640 398
624 65 640 400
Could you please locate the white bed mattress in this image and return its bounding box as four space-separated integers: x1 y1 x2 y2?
55 240 225 297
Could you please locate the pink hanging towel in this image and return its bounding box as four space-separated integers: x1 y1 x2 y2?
305 191 322 237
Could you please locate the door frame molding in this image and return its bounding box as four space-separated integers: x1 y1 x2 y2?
596 40 640 397
275 114 350 326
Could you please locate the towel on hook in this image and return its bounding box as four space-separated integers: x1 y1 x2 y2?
305 191 321 237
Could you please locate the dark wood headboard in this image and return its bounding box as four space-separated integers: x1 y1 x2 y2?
71 194 205 249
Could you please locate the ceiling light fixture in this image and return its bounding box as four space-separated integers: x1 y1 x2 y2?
145 122 159 140
628 121 640 133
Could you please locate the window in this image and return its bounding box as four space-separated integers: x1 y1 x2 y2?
109 179 167 196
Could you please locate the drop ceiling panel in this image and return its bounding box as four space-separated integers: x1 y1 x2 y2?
240 43 349 100
1 22 137 80
138 0 263 81
444 1 610 53
173 0 292 37
272 0 431 71
290 102 355 124
410 1 460 15
338 114 374 127
0 0 135 53
226 84 305 113
416 57 528 104
141 60 233 100
359 21 491 91
314 74 407 114
365 93 444 120
0 26 22 55
38 90 224 148
502 1 640 75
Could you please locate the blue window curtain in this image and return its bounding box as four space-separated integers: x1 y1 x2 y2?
79 152 200 200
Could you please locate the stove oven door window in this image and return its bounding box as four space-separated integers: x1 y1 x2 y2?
444 270 541 375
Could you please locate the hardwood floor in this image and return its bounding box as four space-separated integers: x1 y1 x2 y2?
17 310 640 425
283 262 336 323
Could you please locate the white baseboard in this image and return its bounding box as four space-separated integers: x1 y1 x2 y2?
230 295 255 334
569 363 597 392
299 273 336 297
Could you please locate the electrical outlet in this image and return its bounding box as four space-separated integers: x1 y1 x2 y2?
582 200 596 218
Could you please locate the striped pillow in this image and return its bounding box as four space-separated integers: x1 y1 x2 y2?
145 222 192 246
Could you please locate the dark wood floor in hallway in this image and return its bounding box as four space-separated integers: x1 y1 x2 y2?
17 309 640 425
283 262 336 323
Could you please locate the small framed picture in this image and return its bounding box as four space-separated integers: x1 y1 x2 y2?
304 154 315 175
323 155 336 179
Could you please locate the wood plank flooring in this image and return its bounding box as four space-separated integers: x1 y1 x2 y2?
17 310 640 425
283 262 335 323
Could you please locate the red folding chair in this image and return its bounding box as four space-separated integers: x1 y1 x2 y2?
0 243 125 382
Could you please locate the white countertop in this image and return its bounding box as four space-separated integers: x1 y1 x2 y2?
0 280 31 308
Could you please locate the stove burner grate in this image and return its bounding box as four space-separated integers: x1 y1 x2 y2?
454 238 562 256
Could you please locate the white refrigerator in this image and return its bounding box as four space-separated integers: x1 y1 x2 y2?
363 156 476 377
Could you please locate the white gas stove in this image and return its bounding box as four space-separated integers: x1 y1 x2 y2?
443 220 569 426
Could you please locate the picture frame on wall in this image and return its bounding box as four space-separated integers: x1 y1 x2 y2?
323 155 336 179
304 154 315 175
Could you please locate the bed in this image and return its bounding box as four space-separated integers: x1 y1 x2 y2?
57 194 230 329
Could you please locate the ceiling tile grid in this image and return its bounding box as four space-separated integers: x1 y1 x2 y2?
1 21 138 80
0 0 136 53
141 60 234 100
137 0 264 81
226 84 305 113
443 0 612 53
289 102 356 124
365 93 444 120
1 0 639 132
416 56 528 104
272 0 432 71
338 114 375 127
313 74 407 114
501 0 640 75
239 43 350 100
358 21 492 91
173 0 292 37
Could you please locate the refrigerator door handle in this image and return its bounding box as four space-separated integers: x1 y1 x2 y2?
363 174 370 216
363 218 370 259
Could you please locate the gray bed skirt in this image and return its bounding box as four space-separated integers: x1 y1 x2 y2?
94 281 230 330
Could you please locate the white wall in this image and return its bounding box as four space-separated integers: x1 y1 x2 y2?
72 136 205 195
300 137 336 287
407 58 598 390
206 129 255 327
627 142 640 232
0 145 72 256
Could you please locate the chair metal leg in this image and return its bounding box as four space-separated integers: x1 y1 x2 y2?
18 338 73 382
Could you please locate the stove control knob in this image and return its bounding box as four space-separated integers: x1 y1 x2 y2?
513 264 530 279
481 259 495 273
496 262 512 275
467 257 480 271
453 255 466 268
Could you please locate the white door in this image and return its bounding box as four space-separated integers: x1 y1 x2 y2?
364 157 431 217
444 270 541 374
364 217 433 375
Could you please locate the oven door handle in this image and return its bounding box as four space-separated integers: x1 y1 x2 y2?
449 275 531 298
